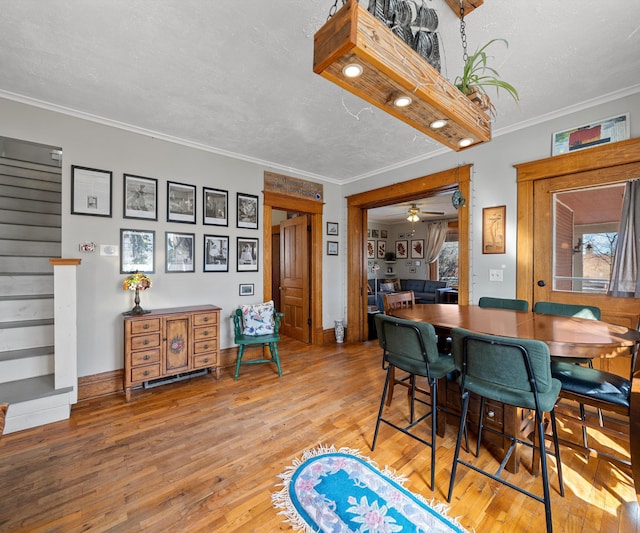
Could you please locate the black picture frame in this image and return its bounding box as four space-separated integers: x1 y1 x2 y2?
237 236 259 272
123 174 157 220
71 165 112 217
167 181 196 224
327 241 339 255
203 187 228 226
237 192 259 230
239 283 255 296
165 231 195 272
203 234 229 272
327 222 339 235
120 229 155 273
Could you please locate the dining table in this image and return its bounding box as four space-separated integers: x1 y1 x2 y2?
389 304 640 476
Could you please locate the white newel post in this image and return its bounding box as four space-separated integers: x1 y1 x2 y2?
50 258 81 404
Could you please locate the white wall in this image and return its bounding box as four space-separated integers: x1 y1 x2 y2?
343 91 640 303
0 98 344 376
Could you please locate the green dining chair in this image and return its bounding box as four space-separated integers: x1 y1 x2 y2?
372 313 456 490
447 327 564 533
479 296 529 311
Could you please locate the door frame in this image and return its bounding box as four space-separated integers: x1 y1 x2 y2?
263 191 324 345
345 165 472 342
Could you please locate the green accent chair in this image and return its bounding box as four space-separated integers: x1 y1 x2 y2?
447 328 564 533
232 308 284 380
478 296 529 311
372 313 456 490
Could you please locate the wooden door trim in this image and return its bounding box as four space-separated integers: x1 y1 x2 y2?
345 165 471 342
263 191 324 345
515 138 640 303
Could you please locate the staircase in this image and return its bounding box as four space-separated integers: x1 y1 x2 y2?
0 146 75 434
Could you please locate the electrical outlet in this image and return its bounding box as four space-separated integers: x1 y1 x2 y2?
489 269 504 282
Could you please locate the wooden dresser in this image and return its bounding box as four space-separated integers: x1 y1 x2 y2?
123 304 221 401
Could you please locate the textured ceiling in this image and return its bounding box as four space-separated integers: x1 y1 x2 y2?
1 1 639 183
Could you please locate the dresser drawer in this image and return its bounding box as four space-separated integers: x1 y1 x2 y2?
193 325 217 341
193 312 218 327
130 318 161 335
193 353 217 368
131 364 160 382
130 333 160 350
131 348 161 366
194 339 217 354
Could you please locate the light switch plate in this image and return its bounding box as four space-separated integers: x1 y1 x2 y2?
489 269 504 282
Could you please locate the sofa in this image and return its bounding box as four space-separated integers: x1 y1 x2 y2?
368 278 449 309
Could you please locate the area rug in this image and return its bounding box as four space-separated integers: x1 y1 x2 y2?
272 445 468 532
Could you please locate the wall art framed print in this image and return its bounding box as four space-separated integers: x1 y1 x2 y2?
327 241 338 255
239 283 254 296
203 187 228 226
237 192 259 229
367 240 375 259
167 181 196 223
123 174 157 220
237 236 259 272
411 239 425 259
165 231 195 272
120 229 155 274
203 234 229 272
551 113 629 156
395 240 408 259
376 240 386 259
71 165 112 217
482 205 506 254
326 222 338 235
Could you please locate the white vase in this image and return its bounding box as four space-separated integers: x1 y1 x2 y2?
334 320 345 343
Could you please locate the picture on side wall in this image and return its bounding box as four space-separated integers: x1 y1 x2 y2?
203 234 229 272
167 181 196 224
377 240 386 259
237 193 259 229
237 237 259 272
123 174 157 220
203 187 228 226
239 283 254 296
482 205 506 254
395 240 408 259
120 229 154 273
367 240 375 259
71 165 112 217
411 239 424 259
327 241 338 255
166 231 195 272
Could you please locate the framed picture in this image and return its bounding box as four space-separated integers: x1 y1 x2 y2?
411 239 425 259
482 205 506 254
366 240 375 259
395 240 408 259
203 187 228 226
380 229 388 239
327 241 338 255
120 229 154 273
165 232 195 272
167 181 196 224
239 283 254 296
237 193 259 229
71 165 112 217
237 237 259 271
123 174 157 220
203 234 229 272
326 222 339 235
371 229 379 239
376 240 386 259
551 113 629 156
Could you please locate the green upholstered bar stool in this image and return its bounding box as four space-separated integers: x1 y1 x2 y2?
447 328 564 533
478 296 529 311
372 313 456 490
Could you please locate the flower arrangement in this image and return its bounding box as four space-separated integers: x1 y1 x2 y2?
122 271 152 292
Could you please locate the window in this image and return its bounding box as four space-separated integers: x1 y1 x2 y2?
438 222 458 286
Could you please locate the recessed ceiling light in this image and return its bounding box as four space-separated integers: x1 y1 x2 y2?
458 138 474 148
430 119 448 129
342 63 363 78
393 95 412 107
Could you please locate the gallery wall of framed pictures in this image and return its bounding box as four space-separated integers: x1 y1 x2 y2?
71 164 262 274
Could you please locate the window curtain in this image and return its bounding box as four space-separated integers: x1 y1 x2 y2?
608 179 640 297
424 220 448 264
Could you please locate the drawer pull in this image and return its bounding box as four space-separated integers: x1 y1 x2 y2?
143 324 150 330
203 344 209 350
143 339 150 345
203 330 210 336
487 410 495 418
203 358 209 363
143 370 149 376
203 317 209 322
143 355 150 360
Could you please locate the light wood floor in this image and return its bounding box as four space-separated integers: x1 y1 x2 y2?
0 337 638 532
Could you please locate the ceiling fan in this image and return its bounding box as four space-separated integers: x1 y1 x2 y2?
406 203 445 221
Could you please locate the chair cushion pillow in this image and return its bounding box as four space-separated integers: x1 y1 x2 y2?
551 361 630 408
380 282 395 292
241 300 275 336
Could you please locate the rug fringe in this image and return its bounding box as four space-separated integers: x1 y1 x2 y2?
271 444 470 532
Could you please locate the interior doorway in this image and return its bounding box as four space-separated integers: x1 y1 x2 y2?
345 165 472 342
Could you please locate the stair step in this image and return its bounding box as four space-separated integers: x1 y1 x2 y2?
0 318 54 329
0 374 71 404
0 323 53 351
0 239 60 257
0 294 54 301
0 345 54 362
0 256 54 273
0 274 53 297
0 297 53 321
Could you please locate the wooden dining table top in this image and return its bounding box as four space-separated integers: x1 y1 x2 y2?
390 304 640 358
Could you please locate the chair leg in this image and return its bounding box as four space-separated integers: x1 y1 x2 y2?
372 366 392 451
475 396 486 457
549 409 565 497
234 345 245 380
448 390 470 502
269 342 283 376
385 366 396 406
536 411 554 533
430 378 438 491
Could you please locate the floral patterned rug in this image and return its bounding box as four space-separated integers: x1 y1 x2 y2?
272 445 468 533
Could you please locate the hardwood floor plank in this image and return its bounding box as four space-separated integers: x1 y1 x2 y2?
0 337 637 532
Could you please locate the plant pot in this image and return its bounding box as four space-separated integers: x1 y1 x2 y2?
466 89 492 114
